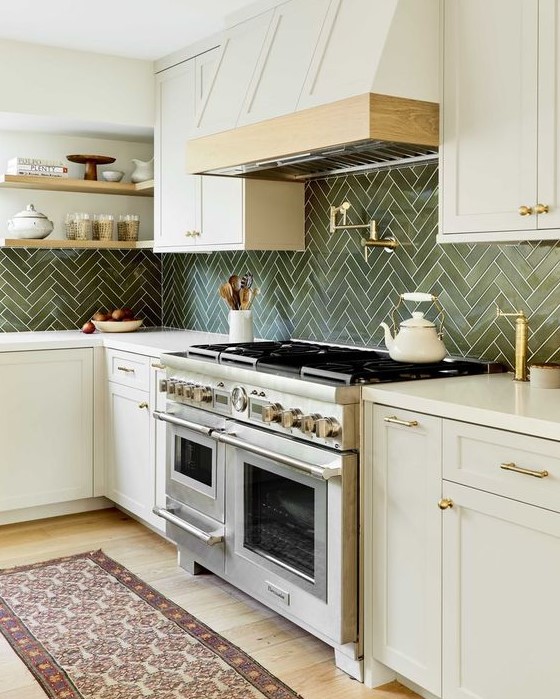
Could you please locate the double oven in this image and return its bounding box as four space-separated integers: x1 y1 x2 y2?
154 395 358 653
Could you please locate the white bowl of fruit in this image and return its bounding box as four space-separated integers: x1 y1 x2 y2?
82 308 143 334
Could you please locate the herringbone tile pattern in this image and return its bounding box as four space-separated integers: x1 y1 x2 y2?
163 163 560 367
0 249 162 331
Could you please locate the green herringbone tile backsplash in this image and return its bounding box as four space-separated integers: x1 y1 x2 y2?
162 163 560 368
0 249 161 331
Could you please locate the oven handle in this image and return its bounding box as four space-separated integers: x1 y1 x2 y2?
153 410 216 437
152 507 224 545
215 431 342 480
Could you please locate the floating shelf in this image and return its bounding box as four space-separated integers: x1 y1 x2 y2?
0 174 154 196
0 238 154 250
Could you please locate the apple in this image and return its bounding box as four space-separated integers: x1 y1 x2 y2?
81 321 96 334
121 307 134 320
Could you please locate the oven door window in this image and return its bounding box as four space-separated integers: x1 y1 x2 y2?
242 460 327 598
167 425 225 522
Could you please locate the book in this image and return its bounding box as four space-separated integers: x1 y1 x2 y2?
6 164 69 177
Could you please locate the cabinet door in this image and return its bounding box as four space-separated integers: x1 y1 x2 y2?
106 382 152 521
366 404 442 695
442 481 560 698
0 349 93 511
537 0 560 230
440 0 539 237
151 361 166 533
237 0 330 126
197 176 244 248
154 60 198 250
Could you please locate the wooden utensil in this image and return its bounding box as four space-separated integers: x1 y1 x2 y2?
240 287 251 310
219 282 236 309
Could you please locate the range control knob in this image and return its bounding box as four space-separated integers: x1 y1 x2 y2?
167 380 177 395
315 417 342 439
262 403 283 423
192 385 212 403
231 386 248 412
183 383 195 400
281 409 303 429
158 379 168 393
300 413 322 435
174 382 187 398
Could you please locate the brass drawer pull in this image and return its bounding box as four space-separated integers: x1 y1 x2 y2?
117 366 135 373
384 415 419 428
438 499 453 510
138 402 149 409
500 462 549 479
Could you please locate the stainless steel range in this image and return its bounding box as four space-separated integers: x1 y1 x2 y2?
154 341 499 680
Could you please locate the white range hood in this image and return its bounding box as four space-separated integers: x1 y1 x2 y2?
187 0 440 180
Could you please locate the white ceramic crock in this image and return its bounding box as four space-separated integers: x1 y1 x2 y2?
7 204 54 239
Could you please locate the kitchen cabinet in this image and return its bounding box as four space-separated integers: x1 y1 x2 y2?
439 0 560 242
154 50 305 253
104 349 165 532
364 403 442 695
0 348 93 511
363 396 560 696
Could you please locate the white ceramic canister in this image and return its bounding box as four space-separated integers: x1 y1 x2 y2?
228 310 254 343
529 363 560 389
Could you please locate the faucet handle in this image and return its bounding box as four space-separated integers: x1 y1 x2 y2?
495 304 527 320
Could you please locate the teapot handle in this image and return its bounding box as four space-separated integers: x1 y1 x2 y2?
400 292 435 303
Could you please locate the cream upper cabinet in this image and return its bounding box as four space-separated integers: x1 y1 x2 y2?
440 0 560 242
154 48 305 253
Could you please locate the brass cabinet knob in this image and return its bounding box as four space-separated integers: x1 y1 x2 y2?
138 402 149 409
438 498 454 510
535 203 550 214
518 205 533 216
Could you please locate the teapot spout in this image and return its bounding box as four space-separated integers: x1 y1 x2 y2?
379 322 394 350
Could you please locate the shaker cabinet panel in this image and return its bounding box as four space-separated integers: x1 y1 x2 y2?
442 481 560 699
0 349 93 511
365 403 442 696
440 0 560 242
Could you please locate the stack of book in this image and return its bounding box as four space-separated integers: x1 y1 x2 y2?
6 157 69 178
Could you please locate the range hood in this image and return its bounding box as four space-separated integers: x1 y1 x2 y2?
186 0 439 181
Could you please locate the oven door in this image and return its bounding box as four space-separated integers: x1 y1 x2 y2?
219 424 357 644
154 407 225 522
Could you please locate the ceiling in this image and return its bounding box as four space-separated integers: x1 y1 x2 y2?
0 0 260 60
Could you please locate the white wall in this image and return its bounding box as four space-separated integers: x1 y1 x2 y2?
0 132 154 240
0 39 154 132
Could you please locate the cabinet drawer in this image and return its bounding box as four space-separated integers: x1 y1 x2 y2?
444 421 560 512
105 349 150 389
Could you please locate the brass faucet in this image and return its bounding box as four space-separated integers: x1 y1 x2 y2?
496 305 529 381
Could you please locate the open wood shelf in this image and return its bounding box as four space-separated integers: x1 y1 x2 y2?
0 238 154 250
0 174 154 196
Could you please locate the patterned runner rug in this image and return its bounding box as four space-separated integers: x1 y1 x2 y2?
0 550 303 699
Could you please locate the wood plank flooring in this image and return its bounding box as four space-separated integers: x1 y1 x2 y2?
0 508 420 699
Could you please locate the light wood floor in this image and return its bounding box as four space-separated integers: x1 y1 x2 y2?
0 508 419 699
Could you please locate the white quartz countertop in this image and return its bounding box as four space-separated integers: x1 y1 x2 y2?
363 373 560 441
0 328 229 356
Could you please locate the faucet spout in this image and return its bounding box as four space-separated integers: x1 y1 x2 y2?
496 305 529 381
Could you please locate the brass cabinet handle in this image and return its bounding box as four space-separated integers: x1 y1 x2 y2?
518 205 533 216
138 402 149 409
384 415 419 428
500 462 549 479
117 366 135 373
438 498 454 510
151 363 165 370
185 230 201 238
535 203 550 214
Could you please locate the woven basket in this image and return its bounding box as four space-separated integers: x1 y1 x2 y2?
117 220 139 241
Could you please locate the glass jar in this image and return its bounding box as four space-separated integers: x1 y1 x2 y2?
75 213 92 240
65 212 78 240
93 214 114 241
117 214 140 241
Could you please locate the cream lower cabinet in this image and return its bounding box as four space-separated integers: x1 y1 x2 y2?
364 403 442 696
105 350 165 532
0 348 93 511
364 400 560 697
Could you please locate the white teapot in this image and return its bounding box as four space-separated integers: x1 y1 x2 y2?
380 293 448 363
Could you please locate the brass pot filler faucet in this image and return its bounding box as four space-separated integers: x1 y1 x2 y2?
495 304 529 381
